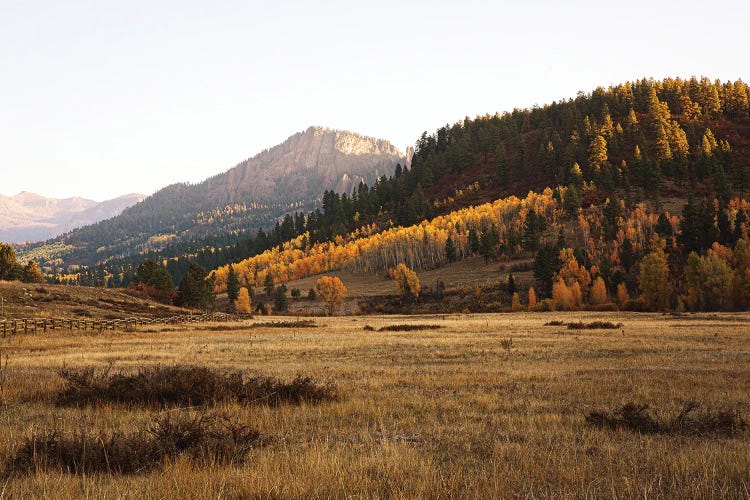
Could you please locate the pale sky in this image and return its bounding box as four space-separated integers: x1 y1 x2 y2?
1 0 747 201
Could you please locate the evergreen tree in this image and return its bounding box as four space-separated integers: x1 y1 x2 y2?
175 263 215 310
445 235 458 263
274 284 288 312
226 266 240 303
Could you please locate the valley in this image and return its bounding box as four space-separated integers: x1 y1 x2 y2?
0 312 746 497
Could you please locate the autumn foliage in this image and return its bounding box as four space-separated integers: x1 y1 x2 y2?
394 263 421 299
315 276 348 316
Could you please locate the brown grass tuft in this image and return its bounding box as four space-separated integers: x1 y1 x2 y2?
566 321 623 330
376 324 443 332
586 401 748 437
4 412 260 476
54 365 338 408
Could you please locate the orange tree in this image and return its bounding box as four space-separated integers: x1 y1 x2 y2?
315 276 348 316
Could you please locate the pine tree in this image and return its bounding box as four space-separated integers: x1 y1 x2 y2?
226 265 240 303
445 235 458 263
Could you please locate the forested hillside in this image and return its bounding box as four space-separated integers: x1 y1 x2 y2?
13 77 750 314
13 127 405 284
206 77 750 312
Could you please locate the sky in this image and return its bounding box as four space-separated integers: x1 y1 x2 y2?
1 0 747 201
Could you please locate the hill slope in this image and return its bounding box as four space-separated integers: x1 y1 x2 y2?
15 127 406 279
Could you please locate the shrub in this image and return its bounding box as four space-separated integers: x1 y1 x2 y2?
54 365 338 408
251 320 316 329
4 411 260 476
377 324 442 332
589 302 619 311
566 321 623 330
622 297 648 311
586 401 747 437
544 320 566 326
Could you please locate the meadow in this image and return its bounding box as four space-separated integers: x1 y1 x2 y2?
0 311 748 498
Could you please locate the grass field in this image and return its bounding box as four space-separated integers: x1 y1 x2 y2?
0 311 748 498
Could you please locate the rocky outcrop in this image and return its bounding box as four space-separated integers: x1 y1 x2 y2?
202 126 406 205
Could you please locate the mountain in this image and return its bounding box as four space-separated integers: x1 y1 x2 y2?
0 192 145 243
16 126 406 281
203 126 404 205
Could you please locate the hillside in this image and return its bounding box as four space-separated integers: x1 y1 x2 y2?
0 192 144 243
0 281 185 319
14 127 406 283
209 78 750 314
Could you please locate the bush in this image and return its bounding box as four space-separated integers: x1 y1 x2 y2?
544 320 566 326
251 320 316 329
621 297 648 311
4 411 260 476
54 365 338 408
566 321 623 330
589 302 619 311
377 324 443 332
586 401 747 437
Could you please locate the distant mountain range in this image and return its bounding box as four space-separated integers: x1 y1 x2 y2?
0 192 145 243
16 126 407 276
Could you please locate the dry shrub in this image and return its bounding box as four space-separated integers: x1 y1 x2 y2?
566 321 623 330
590 302 619 311
55 365 338 408
544 320 566 326
4 412 260 476
586 401 748 437
377 324 443 332
251 320 317 328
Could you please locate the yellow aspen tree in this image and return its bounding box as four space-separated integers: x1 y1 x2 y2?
235 287 252 314
552 279 575 310
511 292 523 311
590 277 608 305
315 276 348 316
616 283 630 305
528 287 537 309
394 263 421 298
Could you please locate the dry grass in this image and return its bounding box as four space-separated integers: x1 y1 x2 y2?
0 311 747 497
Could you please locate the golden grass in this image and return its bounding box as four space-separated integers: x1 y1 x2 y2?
0 311 748 497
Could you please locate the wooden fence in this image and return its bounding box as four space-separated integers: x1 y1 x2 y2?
0 312 243 337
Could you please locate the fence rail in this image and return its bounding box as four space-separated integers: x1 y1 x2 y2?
0 312 245 337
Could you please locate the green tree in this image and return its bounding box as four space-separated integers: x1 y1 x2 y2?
522 209 547 255
479 224 499 264
445 235 458 263
175 263 215 310
0 243 19 281
226 265 240 303
274 284 288 312
263 272 275 297
136 259 174 302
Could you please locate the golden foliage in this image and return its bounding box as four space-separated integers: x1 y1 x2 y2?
394 263 421 298
212 190 560 292
234 287 252 314
527 287 537 309
590 277 608 305
315 276 348 316
511 292 523 312
552 279 575 311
